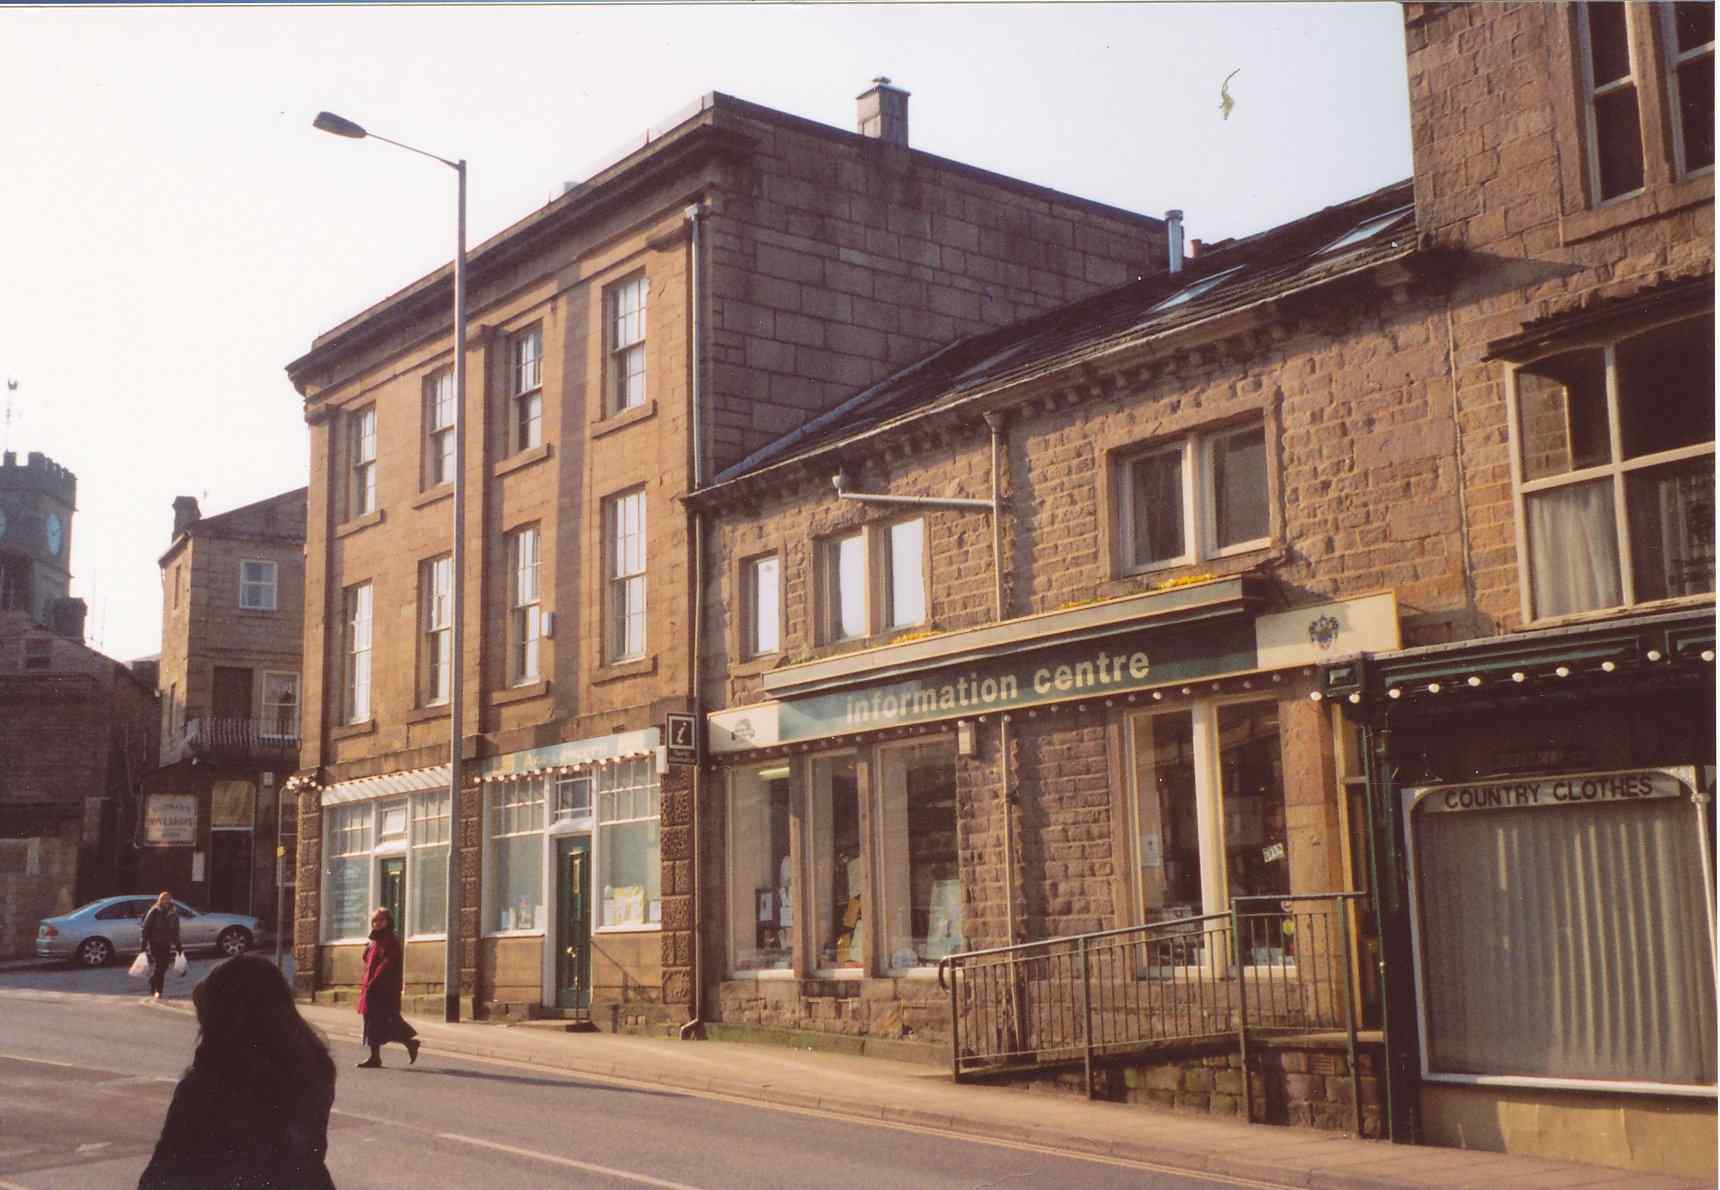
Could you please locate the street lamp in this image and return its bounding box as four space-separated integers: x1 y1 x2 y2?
314 111 467 1024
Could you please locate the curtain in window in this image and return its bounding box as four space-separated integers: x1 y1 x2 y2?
1527 481 1621 616
1416 798 1716 1086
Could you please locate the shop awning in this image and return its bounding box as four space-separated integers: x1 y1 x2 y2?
320 765 451 807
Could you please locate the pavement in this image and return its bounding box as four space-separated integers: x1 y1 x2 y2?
121 990 1698 1189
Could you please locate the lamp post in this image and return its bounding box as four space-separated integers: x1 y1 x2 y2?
314 111 467 1024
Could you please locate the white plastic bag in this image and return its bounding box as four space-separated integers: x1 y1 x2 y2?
128 952 151 979
173 951 188 977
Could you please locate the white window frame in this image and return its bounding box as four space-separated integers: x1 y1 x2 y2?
744 553 781 659
509 326 543 453
508 527 542 685
1505 314 1716 624
807 747 865 979
607 275 647 415
605 491 646 663
1660 2 1716 180
343 582 373 724
594 757 661 933
1576 0 1647 204
320 802 375 943
424 368 456 488
407 790 450 940
883 518 927 632
350 406 378 517
422 555 453 706
239 559 278 611
726 761 796 979
821 530 867 643
260 671 299 741
1127 696 1287 924
484 777 547 937
1117 420 1270 576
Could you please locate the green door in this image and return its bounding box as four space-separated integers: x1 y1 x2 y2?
379 857 406 935
556 836 591 1010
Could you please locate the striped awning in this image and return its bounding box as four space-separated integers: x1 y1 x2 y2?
319 764 451 807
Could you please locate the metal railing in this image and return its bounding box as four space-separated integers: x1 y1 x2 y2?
173 714 301 761
938 892 1367 1133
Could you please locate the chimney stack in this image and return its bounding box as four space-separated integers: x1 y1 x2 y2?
1166 210 1185 274
172 496 200 539
48 596 86 642
857 77 910 147
1187 238 1203 259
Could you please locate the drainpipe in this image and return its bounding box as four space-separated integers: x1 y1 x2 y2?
981 412 1018 948
680 200 706 1042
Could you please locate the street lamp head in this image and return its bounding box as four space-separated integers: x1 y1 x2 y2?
312 111 367 139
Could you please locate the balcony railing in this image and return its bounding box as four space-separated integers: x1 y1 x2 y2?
166 713 301 764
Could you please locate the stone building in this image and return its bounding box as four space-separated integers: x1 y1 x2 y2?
689 3 1714 1176
284 83 1173 1028
0 454 158 957
139 489 307 942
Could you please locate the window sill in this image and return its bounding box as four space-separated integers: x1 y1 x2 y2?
321 937 369 947
405 704 450 724
1525 592 1717 632
728 967 797 980
331 719 376 741
482 929 545 940
238 606 279 616
335 509 385 539
591 654 657 685
1561 172 1714 246
731 653 782 678
488 679 551 707
591 401 656 440
594 923 661 935
404 933 447 942
412 484 452 510
493 442 552 479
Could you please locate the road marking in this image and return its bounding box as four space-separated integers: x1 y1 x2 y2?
436 1134 706 1189
0 1052 82 1069
0 1178 37 1190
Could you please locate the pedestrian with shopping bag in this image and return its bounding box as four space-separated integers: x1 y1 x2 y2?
138 954 336 1189
355 907 419 1069
139 892 184 1001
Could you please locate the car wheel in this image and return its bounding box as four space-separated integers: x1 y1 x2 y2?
76 937 114 967
217 927 251 958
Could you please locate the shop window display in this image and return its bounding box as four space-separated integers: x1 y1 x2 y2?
1131 711 1203 925
730 765 792 972
876 739 960 972
811 754 863 971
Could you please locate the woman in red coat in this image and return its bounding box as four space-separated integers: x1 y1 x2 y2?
356 907 419 1069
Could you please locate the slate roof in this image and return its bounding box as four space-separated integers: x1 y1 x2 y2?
709 178 1418 490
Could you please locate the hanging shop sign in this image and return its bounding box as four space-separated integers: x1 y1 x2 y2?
1409 768 1693 815
143 793 198 846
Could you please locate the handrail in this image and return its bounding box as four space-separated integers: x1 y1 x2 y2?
938 911 1232 989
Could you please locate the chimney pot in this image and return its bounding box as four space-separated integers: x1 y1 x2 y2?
1166 210 1185 274
857 77 910 147
1188 238 1203 259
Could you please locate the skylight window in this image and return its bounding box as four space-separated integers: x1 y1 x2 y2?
1149 265 1245 313
1316 204 1414 256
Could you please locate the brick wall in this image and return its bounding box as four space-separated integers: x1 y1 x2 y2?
0 829 79 957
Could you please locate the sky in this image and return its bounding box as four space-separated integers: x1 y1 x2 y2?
0 2 1412 664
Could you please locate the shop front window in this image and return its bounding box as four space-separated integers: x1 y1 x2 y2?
1218 703 1290 964
730 764 792 973
597 758 660 928
1132 710 1203 925
487 778 545 933
876 739 961 972
408 791 450 937
322 803 372 941
811 753 864 971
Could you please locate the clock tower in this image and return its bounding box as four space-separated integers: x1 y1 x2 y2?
0 450 76 627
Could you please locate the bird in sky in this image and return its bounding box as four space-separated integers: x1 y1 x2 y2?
1220 69 1241 120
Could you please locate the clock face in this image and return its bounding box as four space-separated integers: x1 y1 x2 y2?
45 512 62 558
0 506 7 541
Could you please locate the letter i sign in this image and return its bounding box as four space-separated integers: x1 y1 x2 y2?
665 712 699 766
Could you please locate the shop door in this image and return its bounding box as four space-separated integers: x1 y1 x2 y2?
555 837 591 1010
207 831 253 914
378 857 405 935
